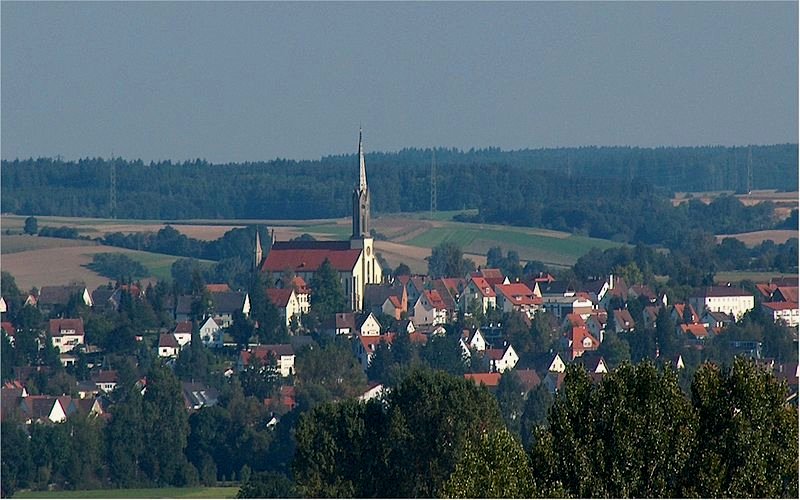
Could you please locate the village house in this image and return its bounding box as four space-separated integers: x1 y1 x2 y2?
494 283 540 318
18 395 76 424
48 318 85 353
37 284 93 315
199 317 223 348
158 333 181 358
364 283 407 320
267 288 304 328
355 312 382 336
612 308 636 333
92 370 119 393
355 333 395 371
761 301 800 328
688 286 754 321
568 326 600 360
484 344 519 373
209 291 250 328
413 289 448 326
464 372 502 390
322 312 356 337
238 344 296 377
172 321 193 347
459 276 497 315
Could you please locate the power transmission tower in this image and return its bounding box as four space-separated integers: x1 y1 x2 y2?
430 149 437 214
109 157 117 219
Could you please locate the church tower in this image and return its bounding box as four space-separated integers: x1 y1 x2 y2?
352 128 370 239
253 229 263 272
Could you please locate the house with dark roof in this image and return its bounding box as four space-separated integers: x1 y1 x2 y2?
612 309 636 333
48 318 85 353
158 333 181 358
38 285 92 315
209 291 250 328
321 312 356 337
459 277 497 315
182 382 219 411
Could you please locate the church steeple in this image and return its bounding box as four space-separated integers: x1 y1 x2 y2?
352 128 370 239
358 127 367 192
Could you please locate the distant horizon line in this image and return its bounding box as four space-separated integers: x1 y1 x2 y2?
2 141 796 165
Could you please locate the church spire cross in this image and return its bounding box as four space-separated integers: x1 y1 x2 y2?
358 127 367 191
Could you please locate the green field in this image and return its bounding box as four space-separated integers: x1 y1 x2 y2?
13 486 239 499
109 250 214 282
715 271 799 284
300 223 352 239
1 235 99 254
405 225 623 266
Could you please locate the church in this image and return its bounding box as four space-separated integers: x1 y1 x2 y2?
258 130 383 311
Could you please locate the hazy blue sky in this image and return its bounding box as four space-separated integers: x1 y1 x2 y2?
2 1 797 163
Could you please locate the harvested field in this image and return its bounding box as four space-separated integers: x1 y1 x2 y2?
716 230 798 247
0 245 204 291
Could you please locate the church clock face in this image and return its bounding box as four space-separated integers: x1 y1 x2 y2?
366 246 371 256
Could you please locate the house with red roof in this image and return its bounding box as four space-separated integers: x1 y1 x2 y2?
1 322 15 346
464 372 502 389
470 268 509 288
681 323 712 343
459 276 497 315
355 333 395 371
612 309 636 333
761 301 799 328
495 283 540 318
18 395 76 424
569 326 600 360
267 288 304 328
48 318 85 353
413 289 448 326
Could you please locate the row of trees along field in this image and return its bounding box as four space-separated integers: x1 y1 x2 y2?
2 360 796 498
2 144 796 231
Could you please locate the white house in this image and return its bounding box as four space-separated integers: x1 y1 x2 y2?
199 317 223 348
459 277 497 315
413 290 448 326
48 318 85 353
159 334 180 358
485 344 519 373
688 286 754 321
238 344 296 377
172 321 193 347
761 302 799 328
356 312 382 336
19 395 75 424
267 288 304 328
209 291 251 328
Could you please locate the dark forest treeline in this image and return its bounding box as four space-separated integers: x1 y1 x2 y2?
2 144 796 223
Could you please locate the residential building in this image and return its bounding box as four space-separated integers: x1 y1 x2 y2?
688 286 754 320
48 318 85 353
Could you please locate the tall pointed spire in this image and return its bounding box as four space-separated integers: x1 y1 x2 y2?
358 127 367 191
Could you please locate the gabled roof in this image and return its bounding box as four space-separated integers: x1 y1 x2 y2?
571 327 600 350
322 312 355 331
358 333 395 354
673 303 700 324
291 276 310 294
266 288 294 308
210 291 248 314
629 284 656 300
538 280 573 296
159 333 180 348
205 283 232 293
20 395 60 419
692 286 753 298
755 283 777 300
263 243 362 273
516 369 542 392
365 283 405 307
469 277 496 298
387 296 403 308
464 373 501 388
1 322 15 337
775 287 799 303
471 268 507 288
485 345 515 361
93 370 119 383
38 285 87 306
423 290 447 310
762 301 799 312
564 313 586 328
49 318 85 337
240 344 295 367
681 323 710 339
613 309 636 329
174 321 193 335
355 312 381 331
495 283 538 305
432 278 462 311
